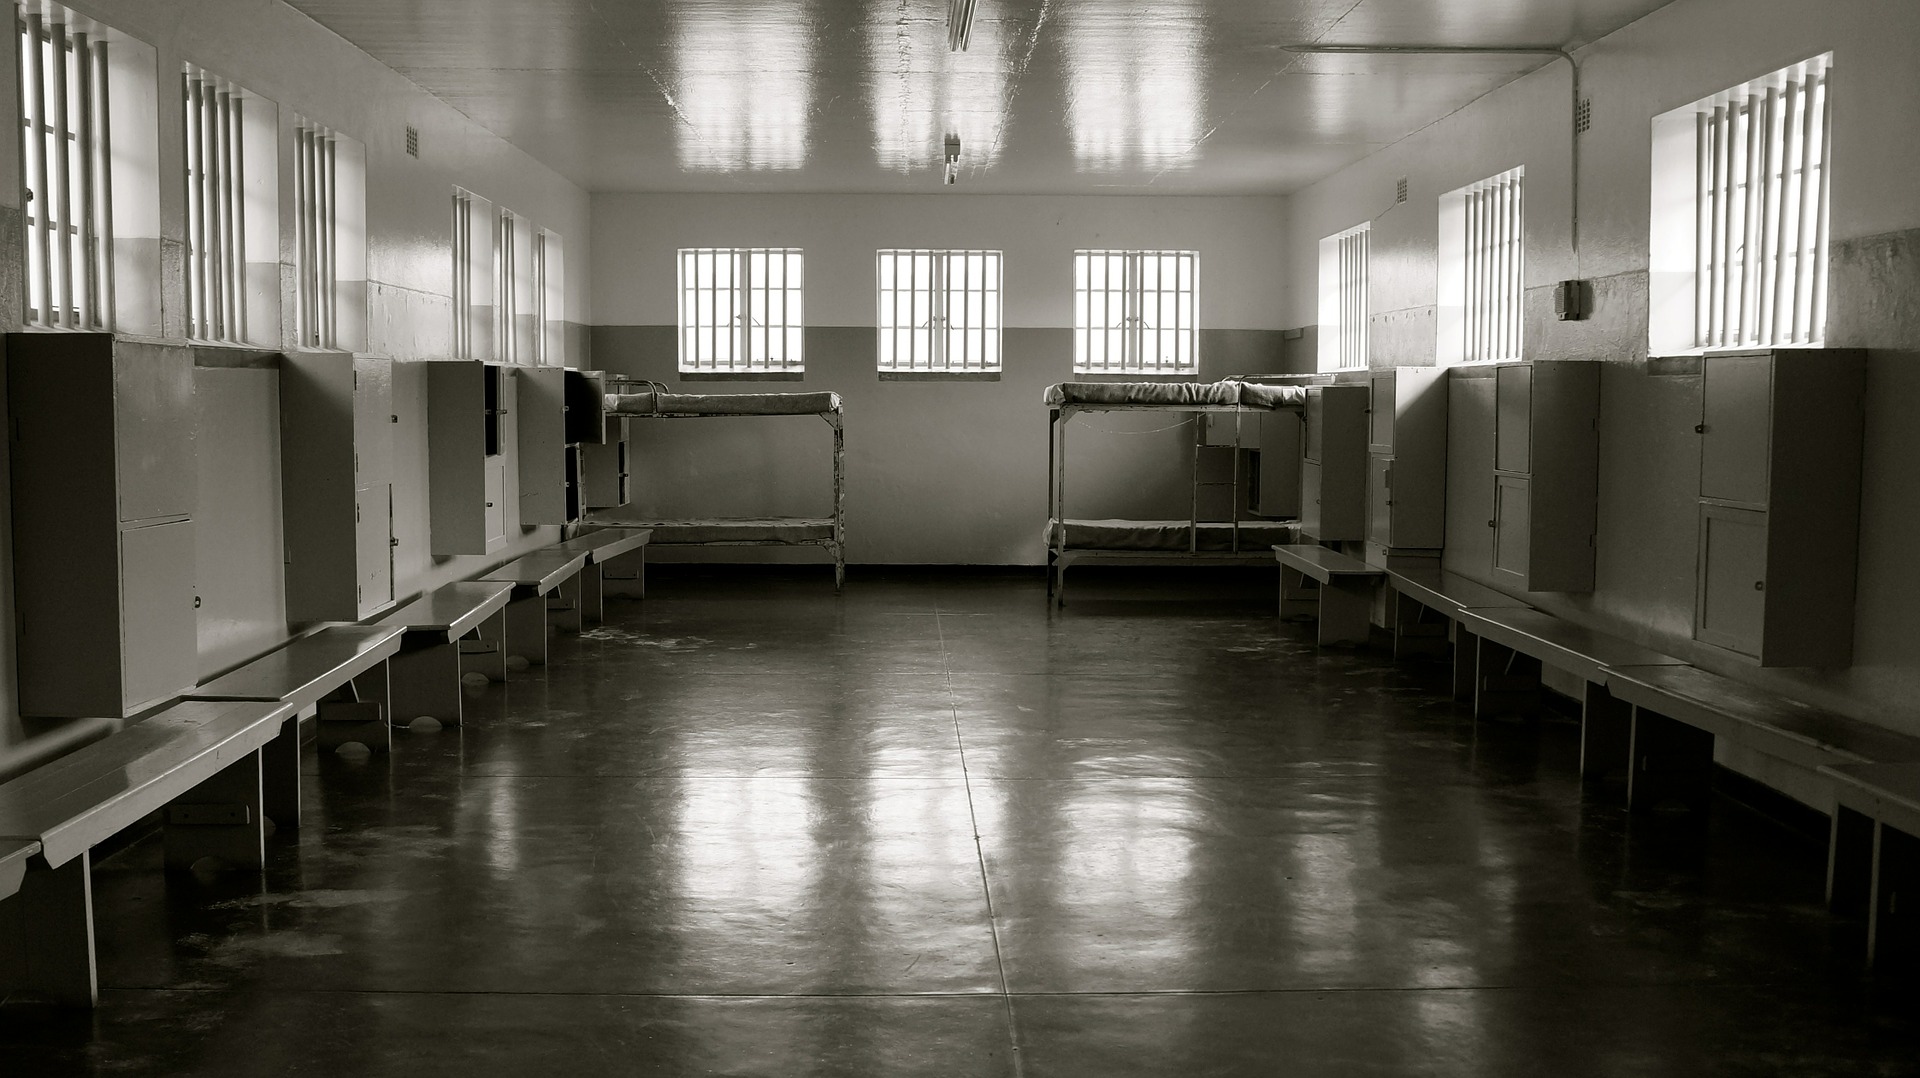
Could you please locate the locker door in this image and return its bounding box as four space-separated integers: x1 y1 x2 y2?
1367 456 1393 546
1300 460 1323 537
353 356 394 487
1495 364 1532 475
121 519 197 711
1491 475 1531 582
1257 410 1301 517
356 485 394 616
484 459 508 547
1369 371 1396 454
1696 504 1768 655
1304 390 1325 463
1700 354 1772 506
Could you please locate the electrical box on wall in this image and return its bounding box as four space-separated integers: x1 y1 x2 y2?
1553 279 1592 321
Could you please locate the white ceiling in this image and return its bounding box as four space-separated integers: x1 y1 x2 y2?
282 0 1675 195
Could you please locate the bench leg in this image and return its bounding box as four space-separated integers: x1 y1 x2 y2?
1830 804 1875 913
1871 823 1920 969
1474 638 1541 719
1451 624 1478 702
1278 567 1317 621
601 549 646 600
581 564 605 624
317 670 391 753
549 573 584 635
1391 593 1450 661
163 750 266 872
461 609 510 683
390 641 463 727
1626 705 1715 814
503 594 550 666
1579 681 1633 782
262 714 304 829
1316 580 1372 646
0 853 97 1007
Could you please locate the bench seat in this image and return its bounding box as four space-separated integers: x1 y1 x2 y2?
553 527 651 615
1273 544 1383 646
1380 559 1532 673
0 838 37 901
0 698 299 1006
1452 607 1690 786
481 549 591 666
188 624 404 755
376 581 515 725
1823 762 1920 966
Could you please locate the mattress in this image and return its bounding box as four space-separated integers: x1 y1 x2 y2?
1043 380 1307 410
585 516 836 545
1049 518 1298 553
604 389 842 416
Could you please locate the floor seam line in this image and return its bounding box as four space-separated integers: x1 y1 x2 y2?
939 606 1026 1078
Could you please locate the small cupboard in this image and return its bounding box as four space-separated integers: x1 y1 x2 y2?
1691 349 1865 666
1484 361 1600 592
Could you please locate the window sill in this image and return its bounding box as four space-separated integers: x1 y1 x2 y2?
879 369 1001 383
1068 371 1199 381
678 370 805 382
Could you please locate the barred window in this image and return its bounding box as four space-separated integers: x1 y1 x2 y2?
1692 56 1830 350
450 187 493 360
19 9 113 329
536 229 564 365
1318 223 1369 372
1438 168 1524 364
678 248 805 373
494 207 520 363
876 249 1001 373
1073 250 1197 375
182 66 278 343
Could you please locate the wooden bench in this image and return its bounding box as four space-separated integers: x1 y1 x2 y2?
1821 763 1920 968
0 716 122 783
188 624 404 764
552 527 652 622
480 549 590 666
1453 607 1689 784
0 698 300 1006
1604 665 1920 819
376 581 515 727
1382 560 1532 684
1273 544 1384 646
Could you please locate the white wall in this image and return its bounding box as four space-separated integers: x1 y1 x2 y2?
1281 0 1920 741
592 193 1289 329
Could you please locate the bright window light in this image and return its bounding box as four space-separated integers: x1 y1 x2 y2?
1318 222 1369 372
1073 249 1198 375
876 249 1002 373
678 248 805 374
1437 168 1524 365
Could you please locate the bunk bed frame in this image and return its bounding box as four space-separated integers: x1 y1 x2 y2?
590 381 846 589
1046 381 1307 604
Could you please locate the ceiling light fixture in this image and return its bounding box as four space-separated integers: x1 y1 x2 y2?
948 0 977 51
943 134 961 185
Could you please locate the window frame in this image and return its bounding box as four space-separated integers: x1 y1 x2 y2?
875 248 1003 374
1437 167 1524 366
1649 53 1832 355
676 247 805 375
1072 249 1199 376
1317 222 1370 372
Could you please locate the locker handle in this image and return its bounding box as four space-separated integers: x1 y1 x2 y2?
1754 580 1765 592
486 502 495 508
1487 519 1495 528
1695 424 1706 434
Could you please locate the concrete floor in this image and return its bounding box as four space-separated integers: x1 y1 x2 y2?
6 567 1920 1075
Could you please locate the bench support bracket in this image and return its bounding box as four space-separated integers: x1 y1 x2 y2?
0 852 97 1007
163 751 266 871
1627 705 1715 813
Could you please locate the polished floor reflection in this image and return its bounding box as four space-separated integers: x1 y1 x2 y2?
6 567 1920 1076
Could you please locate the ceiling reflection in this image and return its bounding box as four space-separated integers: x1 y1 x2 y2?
1064 1 1206 175
671 0 813 172
866 5 1010 176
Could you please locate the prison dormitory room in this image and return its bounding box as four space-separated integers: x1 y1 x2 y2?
2 1 1920 1076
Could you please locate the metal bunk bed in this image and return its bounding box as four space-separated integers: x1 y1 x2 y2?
1046 379 1308 604
590 380 846 589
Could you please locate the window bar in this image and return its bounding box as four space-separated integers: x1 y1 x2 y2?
1501 180 1515 360
1465 187 1481 361
184 76 201 336
72 31 95 328
321 133 336 346
295 129 310 342
1769 79 1799 345
1695 110 1712 350
20 17 42 324
1735 91 1759 345
1755 85 1780 341
226 88 245 341
93 37 112 327
1806 72 1830 347
49 19 73 326
1710 104 1730 349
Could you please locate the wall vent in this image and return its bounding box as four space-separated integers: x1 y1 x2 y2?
1574 98 1592 134
405 124 420 157
1395 177 1409 204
